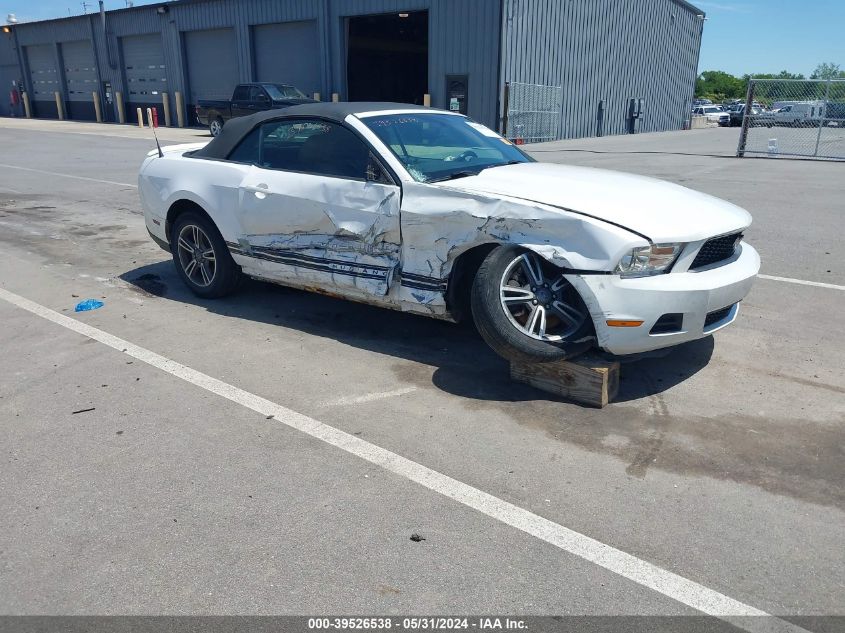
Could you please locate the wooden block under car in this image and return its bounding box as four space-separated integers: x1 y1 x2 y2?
510 354 620 408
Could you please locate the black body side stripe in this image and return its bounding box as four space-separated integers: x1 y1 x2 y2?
250 246 391 272
228 242 453 291
401 282 447 292
399 272 448 293
228 247 388 281
400 272 445 283
226 241 391 273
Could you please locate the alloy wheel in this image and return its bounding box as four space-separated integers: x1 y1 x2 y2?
177 224 216 287
499 252 586 341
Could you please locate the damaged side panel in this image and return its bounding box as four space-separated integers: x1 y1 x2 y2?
233 165 401 296
396 182 643 315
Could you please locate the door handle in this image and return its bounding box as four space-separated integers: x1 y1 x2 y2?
243 183 269 193
243 183 269 198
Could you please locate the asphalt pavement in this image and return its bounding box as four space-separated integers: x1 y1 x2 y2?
0 119 842 627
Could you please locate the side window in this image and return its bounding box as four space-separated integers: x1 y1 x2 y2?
232 85 249 101
258 119 369 180
249 86 268 103
227 126 261 164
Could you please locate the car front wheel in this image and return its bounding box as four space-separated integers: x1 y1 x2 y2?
171 211 241 298
470 246 594 363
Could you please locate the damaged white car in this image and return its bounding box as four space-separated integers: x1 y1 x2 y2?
139 103 759 362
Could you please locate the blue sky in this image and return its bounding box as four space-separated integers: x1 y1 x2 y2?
694 0 845 77
4 0 844 78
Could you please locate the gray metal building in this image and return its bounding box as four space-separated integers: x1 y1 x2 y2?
0 0 704 140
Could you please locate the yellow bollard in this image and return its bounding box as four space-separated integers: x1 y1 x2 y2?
162 92 171 127
115 91 125 124
22 92 32 118
313 92 321 101
332 93 339 103
423 93 431 107
175 91 185 128
137 107 144 127
93 92 103 123
54 91 64 120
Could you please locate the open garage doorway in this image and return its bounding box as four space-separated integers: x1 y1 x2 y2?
346 11 428 105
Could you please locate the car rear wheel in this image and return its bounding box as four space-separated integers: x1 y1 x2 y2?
470 246 594 363
209 117 224 137
172 211 241 298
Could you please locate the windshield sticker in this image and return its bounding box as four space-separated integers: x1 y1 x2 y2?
370 116 422 127
466 121 501 138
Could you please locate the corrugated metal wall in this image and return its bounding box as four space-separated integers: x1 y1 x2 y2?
2 0 502 127
501 0 704 139
1 32 21 116
2 0 701 138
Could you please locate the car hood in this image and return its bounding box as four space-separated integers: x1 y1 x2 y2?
435 162 751 243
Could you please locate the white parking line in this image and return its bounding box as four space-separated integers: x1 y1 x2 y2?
0 285 810 633
325 387 418 407
758 274 844 291
0 163 138 189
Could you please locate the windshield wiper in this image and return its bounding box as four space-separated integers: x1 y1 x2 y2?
479 160 524 172
429 170 480 183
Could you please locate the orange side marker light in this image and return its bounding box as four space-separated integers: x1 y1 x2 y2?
606 320 644 327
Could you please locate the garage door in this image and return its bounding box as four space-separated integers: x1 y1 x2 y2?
184 28 238 111
61 40 98 120
121 33 167 124
253 20 320 96
122 33 167 103
25 45 59 117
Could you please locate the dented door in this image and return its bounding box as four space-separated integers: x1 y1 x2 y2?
236 163 401 296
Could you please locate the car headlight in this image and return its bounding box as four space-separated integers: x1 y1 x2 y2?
615 243 683 277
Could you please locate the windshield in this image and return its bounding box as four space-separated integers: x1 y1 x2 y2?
702 107 721 114
359 113 532 183
265 84 308 100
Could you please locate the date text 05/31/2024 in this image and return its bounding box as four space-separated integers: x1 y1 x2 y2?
307 617 528 630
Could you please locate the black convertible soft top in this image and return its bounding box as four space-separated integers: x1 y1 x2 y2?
193 102 434 160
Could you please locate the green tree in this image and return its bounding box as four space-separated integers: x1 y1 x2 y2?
695 70 745 101
810 63 845 80
743 71 805 81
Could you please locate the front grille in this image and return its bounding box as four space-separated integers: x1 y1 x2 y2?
690 233 742 270
704 304 734 328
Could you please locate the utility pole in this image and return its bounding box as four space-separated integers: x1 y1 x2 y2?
81 1 91 14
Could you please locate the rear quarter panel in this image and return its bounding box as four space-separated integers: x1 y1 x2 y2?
139 153 248 246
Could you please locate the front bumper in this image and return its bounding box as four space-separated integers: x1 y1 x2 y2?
568 242 760 355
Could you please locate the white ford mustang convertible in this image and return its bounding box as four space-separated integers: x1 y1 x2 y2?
140 102 759 362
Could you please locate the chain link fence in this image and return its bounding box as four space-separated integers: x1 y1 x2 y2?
737 79 845 161
503 82 562 144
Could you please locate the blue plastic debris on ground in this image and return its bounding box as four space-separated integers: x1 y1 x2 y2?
74 299 104 312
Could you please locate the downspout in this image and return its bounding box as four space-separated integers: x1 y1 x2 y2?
11 26 29 97
88 13 105 110
100 1 117 70
496 0 507 133
690 10 705 123
322 0 332 99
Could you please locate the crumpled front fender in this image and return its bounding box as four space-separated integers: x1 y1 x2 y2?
400 182 647 279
